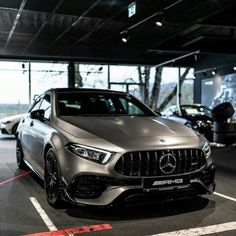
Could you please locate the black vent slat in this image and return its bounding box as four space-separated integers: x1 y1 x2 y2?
146 152 150 176
138 152 142 176
115 149 206 177
154 151 158 176
121 155 124 175
177 150 181 174
130 153 133 176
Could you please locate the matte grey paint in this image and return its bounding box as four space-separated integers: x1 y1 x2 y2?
17 88 213 206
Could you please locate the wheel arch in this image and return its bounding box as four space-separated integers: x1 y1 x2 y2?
12 122 19 136
43 141 63 179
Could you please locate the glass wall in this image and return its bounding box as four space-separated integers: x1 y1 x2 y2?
0 61 68 119
75 64 108 89
0 61 194 118
31 62 68 98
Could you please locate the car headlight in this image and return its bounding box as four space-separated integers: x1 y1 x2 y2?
67 144 114 164
202 141 211 159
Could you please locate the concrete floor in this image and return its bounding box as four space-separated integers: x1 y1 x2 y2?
1 133 236 236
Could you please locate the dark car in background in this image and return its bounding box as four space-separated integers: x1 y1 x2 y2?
162 104 213 141
16 89 215 207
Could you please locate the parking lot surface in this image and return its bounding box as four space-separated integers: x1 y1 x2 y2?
1 134 236 236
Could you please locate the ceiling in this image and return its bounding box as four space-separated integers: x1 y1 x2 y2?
1 0 236 67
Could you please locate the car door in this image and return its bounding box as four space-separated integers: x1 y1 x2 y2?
21 97 42 162
29 93 52 176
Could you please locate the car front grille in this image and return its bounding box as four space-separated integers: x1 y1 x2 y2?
114 149 206 177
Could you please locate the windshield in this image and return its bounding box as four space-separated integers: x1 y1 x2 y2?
56 92 155 116
181 105 212 117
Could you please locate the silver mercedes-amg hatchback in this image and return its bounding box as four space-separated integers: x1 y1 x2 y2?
16 88 215 207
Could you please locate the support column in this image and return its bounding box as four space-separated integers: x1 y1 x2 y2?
177 67 181 109
107 65 111 89
68 62 75 88
28 62 31 105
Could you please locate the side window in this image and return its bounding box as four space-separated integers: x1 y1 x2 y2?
40 94 51 120
29 99 42 113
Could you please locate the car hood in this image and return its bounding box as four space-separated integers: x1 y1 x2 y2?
0 114 25 123
58 116 202 151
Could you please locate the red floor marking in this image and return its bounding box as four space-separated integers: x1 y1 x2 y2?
0 170 32 186
21 224 112 236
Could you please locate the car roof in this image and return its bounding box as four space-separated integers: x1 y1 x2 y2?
46 88 128 95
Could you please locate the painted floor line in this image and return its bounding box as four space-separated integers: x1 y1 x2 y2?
148 221 236 236
0 170 32 186
29 197 57 232
20 224 112 236
214 191 236 203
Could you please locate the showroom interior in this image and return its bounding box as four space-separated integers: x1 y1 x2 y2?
1 0 236 235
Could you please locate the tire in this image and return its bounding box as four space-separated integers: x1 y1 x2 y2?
12 123 19 138
16 139 28 170
213 122 236 133
45 148 63 208
213 132 236 145
211 102 234 122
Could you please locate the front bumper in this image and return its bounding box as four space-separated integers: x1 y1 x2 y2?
62 163 215 206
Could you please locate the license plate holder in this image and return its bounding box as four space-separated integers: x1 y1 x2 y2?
143 175 190 190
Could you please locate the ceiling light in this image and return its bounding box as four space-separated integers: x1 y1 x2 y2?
212 70 217 75
120 31 129 43
155 21 163 27
233 66 236 71
155 12 165 27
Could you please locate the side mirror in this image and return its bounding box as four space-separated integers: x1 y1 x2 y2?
30 109 45 121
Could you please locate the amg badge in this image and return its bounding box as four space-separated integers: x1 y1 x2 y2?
152 178 183 186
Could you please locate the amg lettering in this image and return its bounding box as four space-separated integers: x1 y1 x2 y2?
152 179 183 186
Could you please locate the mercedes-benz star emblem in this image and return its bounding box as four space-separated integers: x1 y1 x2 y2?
159 153 177 174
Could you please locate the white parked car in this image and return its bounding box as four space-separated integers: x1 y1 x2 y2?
0 114 25 137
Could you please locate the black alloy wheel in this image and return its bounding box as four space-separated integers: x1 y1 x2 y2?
45 148 63 207
16 139 28 169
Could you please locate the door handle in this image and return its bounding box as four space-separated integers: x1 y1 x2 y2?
30 121 34 127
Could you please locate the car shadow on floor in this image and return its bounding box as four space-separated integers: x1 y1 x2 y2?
65 196 215 221
0 135 15 141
